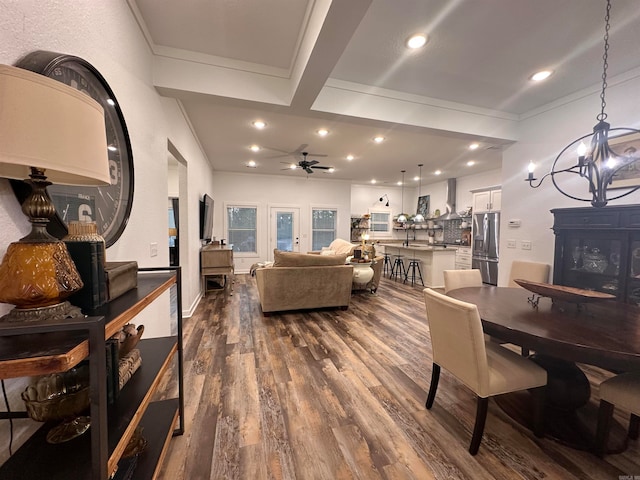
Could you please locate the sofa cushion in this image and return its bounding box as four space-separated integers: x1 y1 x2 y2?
273 249 348 267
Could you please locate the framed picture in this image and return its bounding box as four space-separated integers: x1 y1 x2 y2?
416 195 430 218
609 131 640 189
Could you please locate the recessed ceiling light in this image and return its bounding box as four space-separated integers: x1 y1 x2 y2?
346 154 354 161
406 33 428 49
397 181 402 186
468 143 479 150
466 160 475 167
413 176 419 181
317 128 329 137
434 170 442 175
247 160 256 168
252 120 266 129
530 70 553 82
373 136 385 143
250 145 260 152
371 179 377 184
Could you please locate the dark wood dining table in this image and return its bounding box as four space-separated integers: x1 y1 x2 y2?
448 286 640 453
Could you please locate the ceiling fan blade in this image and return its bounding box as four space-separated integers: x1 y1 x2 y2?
291 144 309 155
307 160 319 166
310 165 332 170
304 167 314 174
304 152 328 158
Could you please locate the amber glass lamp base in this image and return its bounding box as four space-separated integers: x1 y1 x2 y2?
0 241 84 322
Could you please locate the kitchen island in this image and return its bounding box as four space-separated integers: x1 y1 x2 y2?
380 243 457 288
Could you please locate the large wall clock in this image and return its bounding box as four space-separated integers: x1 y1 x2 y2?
11 51 134 248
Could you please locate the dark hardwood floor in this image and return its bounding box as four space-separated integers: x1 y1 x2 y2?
157 274 640 479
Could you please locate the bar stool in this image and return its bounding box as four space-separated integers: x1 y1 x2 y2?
404 258 424 286
391 254 406 281
382 252 393 277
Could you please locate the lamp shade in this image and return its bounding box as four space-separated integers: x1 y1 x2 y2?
0 64 110 185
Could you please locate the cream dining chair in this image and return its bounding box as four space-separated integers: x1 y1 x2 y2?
443 269 483 294
508 260 551 287
423 288 547 455
594 372 640 456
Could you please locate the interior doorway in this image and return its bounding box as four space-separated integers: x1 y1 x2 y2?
269 206 300 257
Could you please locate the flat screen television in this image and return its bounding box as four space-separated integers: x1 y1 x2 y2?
200 194 214 243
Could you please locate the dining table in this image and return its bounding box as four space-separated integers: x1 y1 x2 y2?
448 286 640 453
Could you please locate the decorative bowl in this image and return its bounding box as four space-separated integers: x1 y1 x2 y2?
514 279 616 303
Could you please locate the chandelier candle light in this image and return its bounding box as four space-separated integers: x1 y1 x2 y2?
526 0 640 207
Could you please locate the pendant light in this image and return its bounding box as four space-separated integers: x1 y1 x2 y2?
413 164 425 223
526 0 640 207
397 170 407 224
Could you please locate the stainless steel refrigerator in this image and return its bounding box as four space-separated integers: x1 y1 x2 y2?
472 212 500 285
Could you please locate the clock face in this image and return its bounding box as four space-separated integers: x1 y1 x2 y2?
15 52 134 248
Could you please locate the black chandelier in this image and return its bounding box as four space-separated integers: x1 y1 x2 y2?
526 0 640 208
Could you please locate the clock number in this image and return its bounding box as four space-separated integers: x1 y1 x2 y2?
109 159 119 185
78 204 93 222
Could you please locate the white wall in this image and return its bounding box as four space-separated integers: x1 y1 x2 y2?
211 171 352 272
500 68 640 285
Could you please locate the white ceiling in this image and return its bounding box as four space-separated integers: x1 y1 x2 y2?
129 0 640 186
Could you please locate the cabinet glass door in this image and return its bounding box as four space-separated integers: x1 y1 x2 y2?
561 233 622 297
626 236 640 305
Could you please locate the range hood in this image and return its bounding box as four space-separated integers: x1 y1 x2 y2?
437 178 461 220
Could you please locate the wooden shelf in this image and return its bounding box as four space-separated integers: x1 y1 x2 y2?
0 272 176 379
0 337 178 480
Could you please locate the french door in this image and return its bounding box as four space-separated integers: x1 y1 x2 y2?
269 207 300 257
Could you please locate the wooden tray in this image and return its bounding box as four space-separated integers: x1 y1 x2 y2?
513 279 616 303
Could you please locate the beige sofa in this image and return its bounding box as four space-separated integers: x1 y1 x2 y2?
255 250 354 315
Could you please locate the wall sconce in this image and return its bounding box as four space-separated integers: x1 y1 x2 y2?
379 194 390 207
0 65 110 322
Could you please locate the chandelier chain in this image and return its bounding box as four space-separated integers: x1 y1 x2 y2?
598 0 611 122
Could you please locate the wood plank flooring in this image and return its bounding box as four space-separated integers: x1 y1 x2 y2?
157 275 640 479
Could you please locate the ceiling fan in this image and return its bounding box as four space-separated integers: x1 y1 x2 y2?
282 152 333 174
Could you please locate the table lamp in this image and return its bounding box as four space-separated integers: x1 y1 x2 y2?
0 64 110 322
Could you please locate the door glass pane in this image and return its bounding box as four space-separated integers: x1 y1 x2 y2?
277 212 293 251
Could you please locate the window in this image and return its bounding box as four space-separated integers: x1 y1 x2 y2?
369 210 391 236
227 205 257 254
311 208 337 250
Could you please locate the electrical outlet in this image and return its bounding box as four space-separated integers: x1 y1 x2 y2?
507 239 516 248
150 242 158 257
521 240 532 250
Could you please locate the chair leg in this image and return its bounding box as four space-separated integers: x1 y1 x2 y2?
425 364 440 409
469 396 489 455
629 414 639 440
530 386 546 438
594 399 615 457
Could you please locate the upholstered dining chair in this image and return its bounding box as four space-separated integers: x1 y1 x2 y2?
594 372 640 456
423 288 547 455
443 269 483 294
508 260 551 287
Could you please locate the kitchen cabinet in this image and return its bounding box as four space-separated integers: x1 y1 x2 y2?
455 246 472 270
552 205 640 304
0 268 184 479
472 188 501 213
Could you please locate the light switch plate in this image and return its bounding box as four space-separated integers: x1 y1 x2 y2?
521 240 532 250
507 239 516 248
150 242 158 257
